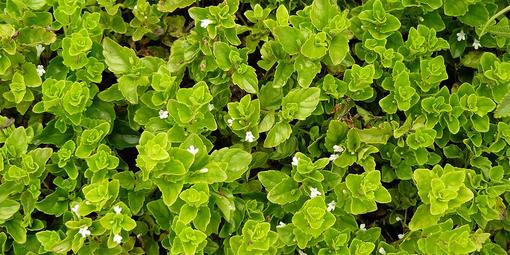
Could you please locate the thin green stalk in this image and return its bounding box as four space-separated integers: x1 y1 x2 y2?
480 4 510 36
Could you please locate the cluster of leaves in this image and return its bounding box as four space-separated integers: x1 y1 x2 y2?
2 0 510 254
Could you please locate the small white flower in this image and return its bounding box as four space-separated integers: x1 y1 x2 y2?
227 118 234 127
310 187 321 198
36 65 46 77
398 233 405 239
208 104 215 111
395 216 402 222
133 5 138 10
159 110 169 119
378 247 387 254
276 221 286 228
199 168 209 173
245 131 255 143
200 19 213 28
144 15 147 19
329 154 339 161
113 206 122 214
333 145 344 153
472 39 481 50
297 250 307 255
327 201 336 212
456 30 466 41
187 145 199 155
359 223 366 231
78 227 91 238
35 44 45 57
292 156 298 166
71 204 79 216
113 234 122 244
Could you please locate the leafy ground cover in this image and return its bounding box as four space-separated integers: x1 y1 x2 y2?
1 0 510 254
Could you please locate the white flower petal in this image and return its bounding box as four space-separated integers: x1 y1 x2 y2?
310 187 321 198
187 145 199 155
245 131 255 143
292 156 298 166
398 233 405 239
113 206 122 214
333 145 344 153
36 65 46 77
379 247 387 254
113 234 123 244
199 168 209 173
472 39 481 50
78 227 91 238
200 19 213 28
35 44 45 57
159 110 169 119
456 30 466 41
71 204 80 216
327 201 336 212
329 154 339 161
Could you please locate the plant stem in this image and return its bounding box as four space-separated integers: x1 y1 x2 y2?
480 4 510 36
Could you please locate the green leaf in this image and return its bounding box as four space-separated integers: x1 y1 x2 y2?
409 204 441 231
272 26 305 55
459 3 489 27
294 56 321 88
267 178 301 204
36 231 61 252
258 170 289 190
329 33 349 65
264 121 292 148
211 148 252 182
301 35 328 60
0 199 19 221
214 193 235 223
154 179 183 207
118 75 148 104
232 64 258 94
282 88 321 120
158 0 195 12
310 0 337 30
5 127 28 157
178 204 198 224
213 42 233 70
147 200 172 230
495 91 510 118
5 218 26 244
443 0 468 16
272 61 295 88
276 5 289 25
102 37 139 74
